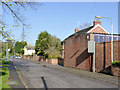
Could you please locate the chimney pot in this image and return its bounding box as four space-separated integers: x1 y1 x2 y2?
93 17 101 26
75 28 79 32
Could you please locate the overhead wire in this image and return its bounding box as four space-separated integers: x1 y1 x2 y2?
86 2 96 24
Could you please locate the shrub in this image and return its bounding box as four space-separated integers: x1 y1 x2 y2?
48 56 52 59
2 60 10 64
111 61 120 67
2 67 8 70
0 53 2 58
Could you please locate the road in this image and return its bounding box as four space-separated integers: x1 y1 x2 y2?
12 59 118 88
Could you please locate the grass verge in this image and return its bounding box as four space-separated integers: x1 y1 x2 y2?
0 67 11 89
0 65 10 67
0 60 11 89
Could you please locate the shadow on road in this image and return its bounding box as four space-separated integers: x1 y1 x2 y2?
41 77 48 90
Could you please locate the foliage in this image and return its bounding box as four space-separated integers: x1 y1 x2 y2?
0 41 7 58
43 34 61 58
35 31 50 56
0 2 40 58
111 61 120 66
0 67 11 89
0 53 2 58
0 64 10 67
0 60 10 89
35 31 61 59
2 60 10 64
0 39 16 58
14 41 27 54
1 1 41 41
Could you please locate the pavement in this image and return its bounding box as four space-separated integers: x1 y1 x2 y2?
12 58 119 88
8 60 25 88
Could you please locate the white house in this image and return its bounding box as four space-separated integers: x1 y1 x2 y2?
23 45 35 56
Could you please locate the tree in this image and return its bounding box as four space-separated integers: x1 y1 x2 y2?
35 31 50 56
44 35 61 59
14 41 27 55
1 1 41 40
1 1 41 25
35 31 61 59
0 40 15 58
0 1 40 57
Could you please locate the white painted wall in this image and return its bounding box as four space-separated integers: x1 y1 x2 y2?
24 47 35 55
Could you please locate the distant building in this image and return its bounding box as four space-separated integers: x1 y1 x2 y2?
23 45 35 56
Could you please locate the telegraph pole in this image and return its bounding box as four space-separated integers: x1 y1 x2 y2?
22 24 25 41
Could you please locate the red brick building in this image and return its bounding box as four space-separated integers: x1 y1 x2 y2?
62 17 120 74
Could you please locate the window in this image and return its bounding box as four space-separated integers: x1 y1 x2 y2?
94 34 120 43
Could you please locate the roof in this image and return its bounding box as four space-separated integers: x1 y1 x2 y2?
25 45 35 50
77 26 94 33
62 26 94 42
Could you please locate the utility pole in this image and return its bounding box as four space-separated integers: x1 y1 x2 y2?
111 21 113 75
22 24 25 41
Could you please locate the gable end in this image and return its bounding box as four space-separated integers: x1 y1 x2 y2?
87 24 109 34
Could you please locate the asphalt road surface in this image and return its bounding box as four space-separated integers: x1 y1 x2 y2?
12 59 118 88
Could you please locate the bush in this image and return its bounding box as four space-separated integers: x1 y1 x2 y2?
111 61 120 67
48 56 52 59
2 67 8 70
0 53 2 58
2 60 10 64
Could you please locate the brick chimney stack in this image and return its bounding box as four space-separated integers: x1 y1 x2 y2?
93 17 101 26
75 28 79 32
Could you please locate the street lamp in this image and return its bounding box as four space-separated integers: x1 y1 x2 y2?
95 16 113 75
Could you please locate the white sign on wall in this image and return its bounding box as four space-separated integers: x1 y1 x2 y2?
88 41 95 53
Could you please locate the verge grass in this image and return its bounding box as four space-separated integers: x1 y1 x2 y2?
0 62 11 89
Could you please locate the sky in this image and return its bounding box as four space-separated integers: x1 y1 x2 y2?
2 2 118 45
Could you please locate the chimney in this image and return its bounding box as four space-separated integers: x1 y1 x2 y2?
75 28 79 32
93 17 101 26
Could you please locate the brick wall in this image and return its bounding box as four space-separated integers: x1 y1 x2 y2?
23 55 62 65
23 55 32 60
95 41 120 73
47 59 58 65
64 33 120 74
23 55 39 61
90 26 108 34
34 55 40 61
64 34 91 71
